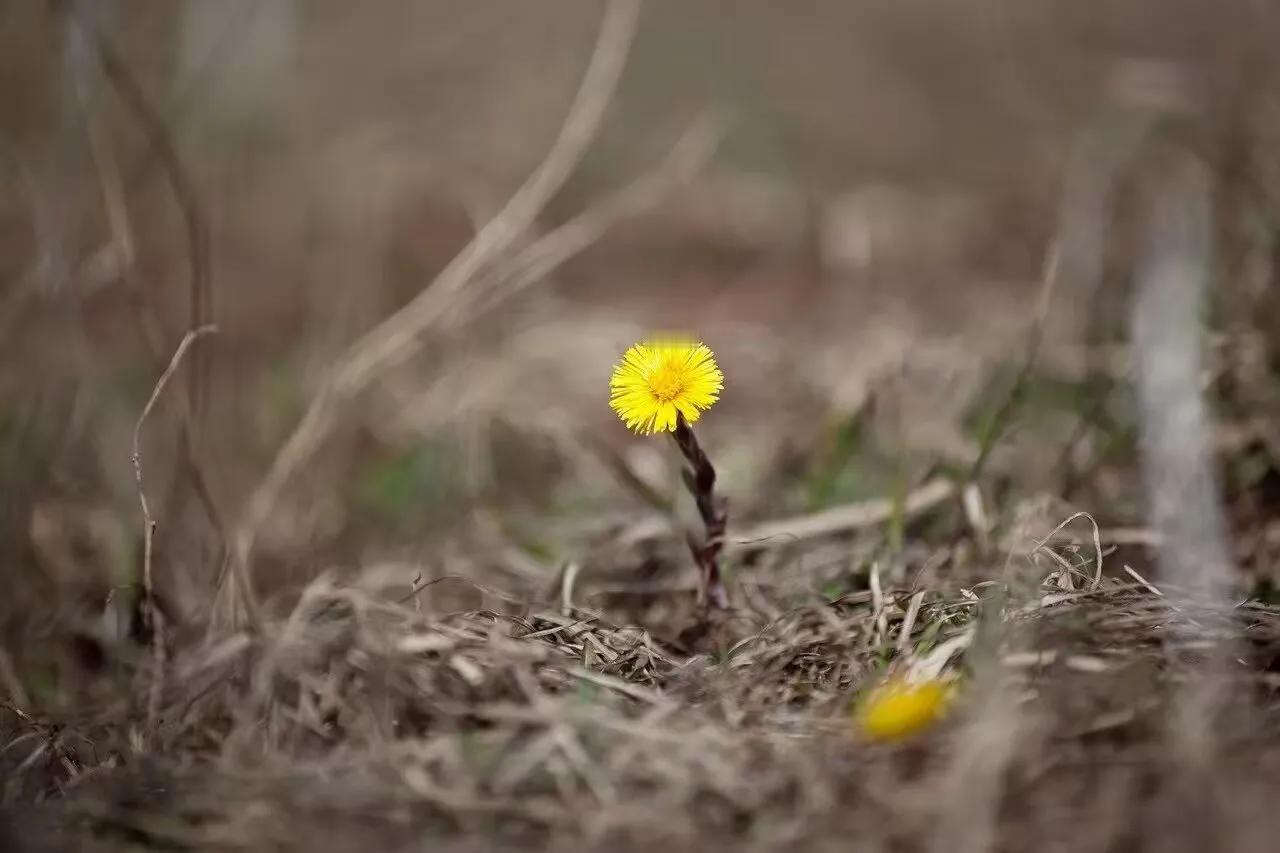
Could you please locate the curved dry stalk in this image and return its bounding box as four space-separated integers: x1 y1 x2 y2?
1033 510 1104 590
91 24 214 416
730 477 956 548
220 0 643 627
452 116 725 326
132 324 217 733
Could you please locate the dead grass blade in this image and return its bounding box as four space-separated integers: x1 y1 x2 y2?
730 477 955 548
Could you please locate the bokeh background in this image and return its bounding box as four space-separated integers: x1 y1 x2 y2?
4 0 1280 709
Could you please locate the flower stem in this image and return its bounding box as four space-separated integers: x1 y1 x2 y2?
672 413 728 610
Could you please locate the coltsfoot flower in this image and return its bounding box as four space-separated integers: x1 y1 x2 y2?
609 337 724 435
854 676 954 743
607 335 728 610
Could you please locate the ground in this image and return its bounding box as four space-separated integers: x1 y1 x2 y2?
7 524 1280 852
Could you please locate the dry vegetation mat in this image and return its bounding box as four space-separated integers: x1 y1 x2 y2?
7 568 1280 852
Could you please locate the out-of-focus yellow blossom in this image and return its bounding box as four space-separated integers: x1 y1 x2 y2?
854 676 954 742
609 337 723 434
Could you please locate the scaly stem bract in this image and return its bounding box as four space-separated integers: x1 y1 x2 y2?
672 413 728 610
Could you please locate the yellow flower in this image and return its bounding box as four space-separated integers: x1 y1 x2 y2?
609 337 724 434
854 676 953 743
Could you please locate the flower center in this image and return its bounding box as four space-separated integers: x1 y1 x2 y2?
649 366 686 402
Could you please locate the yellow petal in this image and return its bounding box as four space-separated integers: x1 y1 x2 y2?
609 338 724 435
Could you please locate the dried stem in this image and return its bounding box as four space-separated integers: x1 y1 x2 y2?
132 324 217 734
91 26 214 417
731 477 955 548
672 414 728 611
83 19 253 626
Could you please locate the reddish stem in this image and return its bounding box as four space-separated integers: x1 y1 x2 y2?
672 414 728 610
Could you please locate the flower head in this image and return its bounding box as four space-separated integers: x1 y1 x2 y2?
854 675 954 743
609 337 724 434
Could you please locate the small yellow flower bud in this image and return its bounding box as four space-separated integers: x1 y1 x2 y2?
854 676 953 742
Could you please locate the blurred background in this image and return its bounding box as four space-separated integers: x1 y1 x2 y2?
4 0 1280 705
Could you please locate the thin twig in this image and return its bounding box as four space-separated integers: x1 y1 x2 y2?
1124 564 1165 598
966 241 1059 484
79 71 169 362
92 26 213 417
71 26 138 299
896 590 927 658
132 324 216 734
730 477 956 548
1034 511 1105 591
454 116 725 325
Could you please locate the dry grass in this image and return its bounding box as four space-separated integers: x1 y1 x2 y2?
8 536 1280 851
